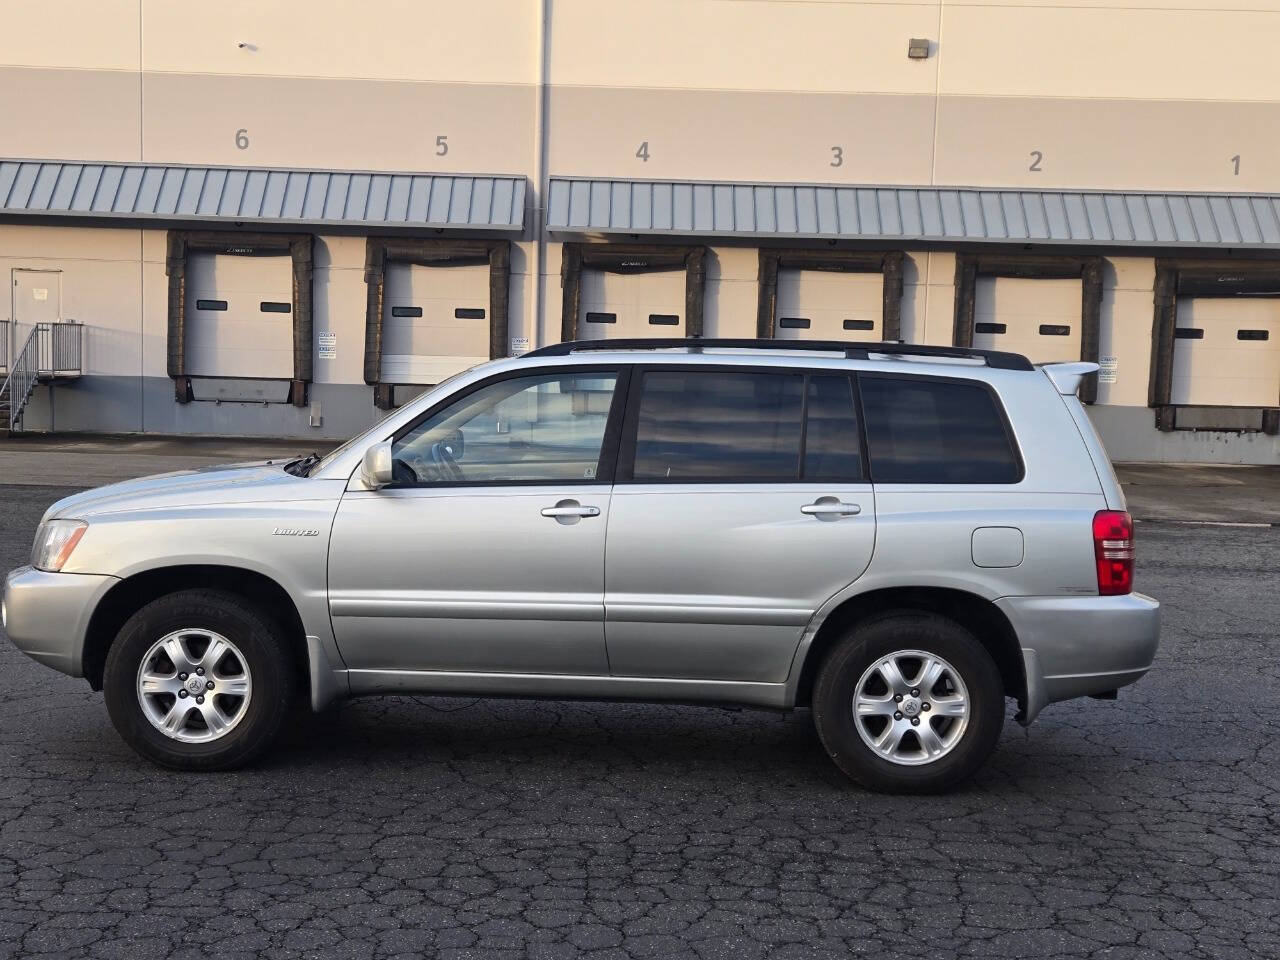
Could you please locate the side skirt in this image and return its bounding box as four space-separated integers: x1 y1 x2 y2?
343 668 790 709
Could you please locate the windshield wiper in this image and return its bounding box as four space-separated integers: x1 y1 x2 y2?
285 452 321 477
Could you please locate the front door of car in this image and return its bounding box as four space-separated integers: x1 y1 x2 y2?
328 368 624 675
604 367 877 684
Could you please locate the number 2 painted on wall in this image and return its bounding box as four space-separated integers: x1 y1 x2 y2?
1029 150 1043 172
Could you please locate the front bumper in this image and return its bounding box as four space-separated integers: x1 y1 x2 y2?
996 592 1160 725
3 566 118 677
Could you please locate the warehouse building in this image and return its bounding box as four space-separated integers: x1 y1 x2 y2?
1 0 1278 463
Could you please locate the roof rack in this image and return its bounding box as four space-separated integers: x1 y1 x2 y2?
524 338 1035 371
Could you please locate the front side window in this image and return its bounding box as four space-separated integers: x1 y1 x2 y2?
392 372 618 485
859 375 1021 484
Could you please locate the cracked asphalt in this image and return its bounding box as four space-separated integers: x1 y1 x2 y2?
2 482 1278 959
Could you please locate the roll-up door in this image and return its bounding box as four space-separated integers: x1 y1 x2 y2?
1171 298 1280 406
579 268 685 337
185 253 293 379
971 276 1081 363
381 262 490 384
775 269 882 341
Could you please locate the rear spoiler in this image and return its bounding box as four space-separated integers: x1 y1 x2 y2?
1041 361 1100 396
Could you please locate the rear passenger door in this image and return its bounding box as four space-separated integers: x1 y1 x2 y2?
603 367 875 685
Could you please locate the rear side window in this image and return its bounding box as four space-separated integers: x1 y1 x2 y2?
627 370 866 482
859 375 1021 483
804 375 863 481
631 371 803 481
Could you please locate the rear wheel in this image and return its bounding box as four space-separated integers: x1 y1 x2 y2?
812 612 1004 793
104 589 295 770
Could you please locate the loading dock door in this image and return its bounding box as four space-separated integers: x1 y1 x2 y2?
971 276 1081 363
775 269 882 340
1171 298 1280 406
185 253 294 379
579 268 686 337
381 262 490 384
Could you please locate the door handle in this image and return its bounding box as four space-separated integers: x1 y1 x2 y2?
541 499 601 523
801 498 862 520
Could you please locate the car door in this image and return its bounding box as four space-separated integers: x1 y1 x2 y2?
328 367 625 675
604 366 876 684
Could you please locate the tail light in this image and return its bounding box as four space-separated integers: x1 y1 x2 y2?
1093 510 1134 595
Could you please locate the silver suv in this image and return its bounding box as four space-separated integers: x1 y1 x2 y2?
3 339 1159 792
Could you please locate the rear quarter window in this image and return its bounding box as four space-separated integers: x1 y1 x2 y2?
859 375 1022 484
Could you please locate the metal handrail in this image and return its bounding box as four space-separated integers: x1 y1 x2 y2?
37 320 84 376
0 321 84 432
0 327 40 432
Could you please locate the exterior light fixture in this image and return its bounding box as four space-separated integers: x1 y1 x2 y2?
908 38 930 60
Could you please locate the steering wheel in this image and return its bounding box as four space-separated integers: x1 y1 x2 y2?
429 440 465 482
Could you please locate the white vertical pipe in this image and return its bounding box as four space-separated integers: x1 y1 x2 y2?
531 0 551 348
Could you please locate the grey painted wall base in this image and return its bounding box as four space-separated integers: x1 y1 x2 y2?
1088 404 1280 465
18 377 383 441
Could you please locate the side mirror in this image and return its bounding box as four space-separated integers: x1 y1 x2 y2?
361 440 394 490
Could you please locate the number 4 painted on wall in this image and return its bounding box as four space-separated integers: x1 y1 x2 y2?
636 141 650 162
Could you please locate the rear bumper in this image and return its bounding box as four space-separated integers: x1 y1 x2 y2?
996 592 1160 725
3 566 118 677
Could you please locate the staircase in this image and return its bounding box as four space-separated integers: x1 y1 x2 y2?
0 321 84 435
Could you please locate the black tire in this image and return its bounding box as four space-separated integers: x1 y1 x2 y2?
103 589 296 771
812 611 1004 794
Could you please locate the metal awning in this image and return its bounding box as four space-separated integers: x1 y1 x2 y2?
0 160 526 231
548 177 1280 249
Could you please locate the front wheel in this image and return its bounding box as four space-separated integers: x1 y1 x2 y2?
103 589 296 770
812 612 1005 793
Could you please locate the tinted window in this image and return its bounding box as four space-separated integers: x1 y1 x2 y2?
393 372 617 485
860 376 1021 484
804 375 863 481
631 371 803 481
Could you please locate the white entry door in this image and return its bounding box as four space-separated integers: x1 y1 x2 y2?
775 269 882 340
579 269 685 337
972 276 1081 363
382 262 490 384
11 269 62 364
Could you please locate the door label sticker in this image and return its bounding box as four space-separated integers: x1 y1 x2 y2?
318 331 336 360
32 288 48 301
1099 356 1118 383
510 337 530 356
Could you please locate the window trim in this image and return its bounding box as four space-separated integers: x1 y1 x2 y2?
855 371 1026 485
385 363 630 489
615 364 868 485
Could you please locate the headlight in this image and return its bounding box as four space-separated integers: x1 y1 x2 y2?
31 519 88 572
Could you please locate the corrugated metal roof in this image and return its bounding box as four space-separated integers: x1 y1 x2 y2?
0 160 526 231
548 177 1280 249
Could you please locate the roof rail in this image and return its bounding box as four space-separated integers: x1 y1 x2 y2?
524 338 1035 371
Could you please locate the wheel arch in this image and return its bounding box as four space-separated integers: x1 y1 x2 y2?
82 564 311 702
792 586 1025 712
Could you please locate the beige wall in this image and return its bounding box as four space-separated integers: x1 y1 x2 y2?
2 0 1274 191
